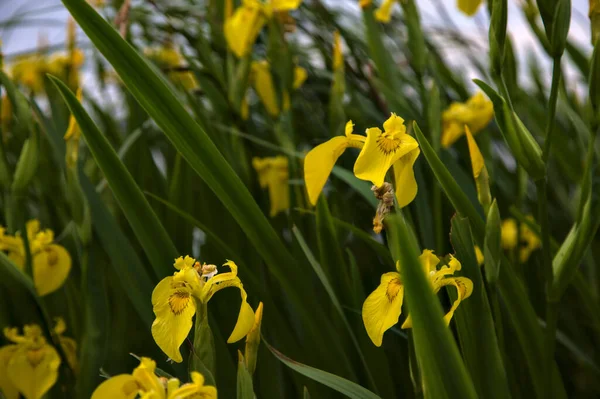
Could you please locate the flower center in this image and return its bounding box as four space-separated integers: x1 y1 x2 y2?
386 278 402 302
168 291 191 315
47 250 59 266
377 132 401 155
26 348 46 367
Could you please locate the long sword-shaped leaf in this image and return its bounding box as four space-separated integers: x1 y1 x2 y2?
386 215 478 399
49 76 178 280
449 216 511 399
414 122 567 398
264 338 381 399
59 0 296 279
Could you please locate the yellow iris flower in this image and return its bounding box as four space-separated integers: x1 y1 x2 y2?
457 0 483 16
0 323 62 399
0 220 72 296
145 47 198 90
441 92 494 148
9 55 48 94
151 256 254 363
362 250 473 346
91 357 217 399
304 114 420 207
53 318 78 373
252 156 290 217
501 217 541 262
225 0 303 58
374 0 398 23
251 61 280 117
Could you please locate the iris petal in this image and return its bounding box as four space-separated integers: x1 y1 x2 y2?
362 272 404 347
304 136 350 205
393 147 420 208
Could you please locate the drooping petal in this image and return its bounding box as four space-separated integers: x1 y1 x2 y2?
457 0 482 16
440 277 474 324
392 147 420 208
0 345 19 399
227 288 255 343
362 272 404 346
267 171 290 217
418 249 440 275
33 244 72 296
251 61 280 117
7 345 61 399
169 372 217 399
151 277 197 363
224 2 267 58
304 136 350 205
59 336 78 373
91 374 140 399
354 128 419 187
374 0 397 23
441 122 465 148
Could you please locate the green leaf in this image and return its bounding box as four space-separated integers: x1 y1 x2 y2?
449 215 511 399
385 214 478 399
49 75 178 280
264 338 381 399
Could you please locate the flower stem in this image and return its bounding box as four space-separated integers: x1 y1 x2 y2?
542 58 562 162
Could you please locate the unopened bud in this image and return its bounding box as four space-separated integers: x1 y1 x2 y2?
244 302 263 375
489 0 507 75
12 131 39 193
484 200 501 285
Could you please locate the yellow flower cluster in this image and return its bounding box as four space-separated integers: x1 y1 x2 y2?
9 50 84 94
252 156 290 217
92 357 216 399
0 220 72 296
0 320 76 399
362 250 473 346
304 114 420 208
151 256 254 363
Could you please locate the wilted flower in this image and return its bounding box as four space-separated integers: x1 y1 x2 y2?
362 250 473 346
151 256 254 363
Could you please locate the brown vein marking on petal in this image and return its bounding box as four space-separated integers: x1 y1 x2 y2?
47 249 59 267
26 348 46 367
376 134 401 155
386 278 402 303
169 291 191 315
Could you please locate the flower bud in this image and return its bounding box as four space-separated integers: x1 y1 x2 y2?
592 0 600 44
11 131 39 193
244 302 263 375
536 0 571 57
589 38 600 117
488 0 507 75
401 0 427 77
484 200 501 285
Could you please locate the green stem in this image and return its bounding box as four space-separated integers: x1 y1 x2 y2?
544 300 560 399
542 58 562 162
490 286 504 354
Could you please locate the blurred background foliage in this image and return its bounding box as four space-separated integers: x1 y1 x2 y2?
1 0 600 398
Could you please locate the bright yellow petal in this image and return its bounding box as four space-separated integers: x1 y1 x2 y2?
151 277 196 363
441 121 464 148
224 3 266 58
132 358 164 395
251 61 280 117
466 92 494 134
354 127 419 187
169 371 217 399
465 126 484 179
267 174 290 217
392 147 420 208
362 272 403 346
457 0 482 16
374 0 397 23
227 290 255 343
501 219 518 250
440 277 473 324
304 136 349 205
33 244 72 296
418 249 440 275
0 345 19 399
7 345 60 399
271 0 302 11
91 374 140 399
293 66 307 89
